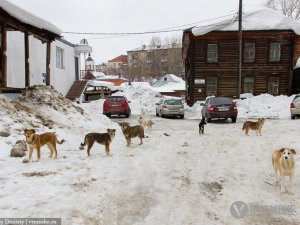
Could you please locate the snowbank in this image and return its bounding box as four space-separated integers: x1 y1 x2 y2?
183 94 294 120
0 85 115 159
236 94 294 119
113 85 161 115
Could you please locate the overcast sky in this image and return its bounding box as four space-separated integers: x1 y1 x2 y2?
7 0 266 64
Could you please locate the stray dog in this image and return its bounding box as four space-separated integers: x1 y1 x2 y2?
80 129 116 156
138 116 154 131
118 122 144 147
272 148 296 193
23 129 65 163
199 117 207 135
242 118 265 135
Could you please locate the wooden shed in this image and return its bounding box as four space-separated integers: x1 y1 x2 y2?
0 0 61 93
183 8 300 106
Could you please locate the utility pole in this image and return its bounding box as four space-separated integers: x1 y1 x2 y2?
237 0 242 98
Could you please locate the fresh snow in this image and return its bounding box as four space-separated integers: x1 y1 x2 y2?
0 85 299 224
0 0 62 35
192 7 300 36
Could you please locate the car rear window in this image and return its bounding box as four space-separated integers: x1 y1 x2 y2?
106 97 126 102
210 97 232 104
293 96 300 102
164 99 182 105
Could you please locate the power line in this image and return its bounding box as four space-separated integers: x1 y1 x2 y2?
62 12 237 36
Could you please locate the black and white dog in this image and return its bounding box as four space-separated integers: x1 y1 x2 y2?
199 117 207 135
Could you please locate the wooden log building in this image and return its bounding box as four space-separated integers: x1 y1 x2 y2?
183 8 300 106
0 0 61 94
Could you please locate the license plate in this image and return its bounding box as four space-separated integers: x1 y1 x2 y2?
111 104 119 107
218 107 229 111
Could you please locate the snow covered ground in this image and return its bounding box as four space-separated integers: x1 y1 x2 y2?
0 85 299 224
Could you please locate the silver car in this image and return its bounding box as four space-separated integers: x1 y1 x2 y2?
156 98 184 119
291 94 300 119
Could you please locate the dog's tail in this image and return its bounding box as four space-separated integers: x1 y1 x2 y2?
242 123 246 131
56 137 65 145
80 135 87 147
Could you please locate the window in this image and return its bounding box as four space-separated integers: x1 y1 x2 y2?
244 43 255 62
268 76 279 95
56 47 64 68
207 44 218 63
132 53 138 59
269 43 281 62
243 77 254 93
207 77 217 96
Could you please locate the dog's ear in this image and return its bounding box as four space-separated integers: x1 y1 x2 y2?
24 129 28 133
31 129 36 133
279 148 285 153
291 148 296 155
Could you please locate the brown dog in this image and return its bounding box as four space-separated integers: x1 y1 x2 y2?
23 129 65 163
80 129 116 156
118 122 144 147
242 118 265 135
272 147 296 193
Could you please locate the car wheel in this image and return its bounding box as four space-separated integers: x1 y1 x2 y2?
231 117 237 123
207 118 211 123
179 115 184 119
125 113 130 118
291 115 296 120
156 110 159 117
106 114 111 118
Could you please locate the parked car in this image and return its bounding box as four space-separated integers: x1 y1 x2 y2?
290 94 300 119
156 98 184 119
103 96 131 118
201 97 237 123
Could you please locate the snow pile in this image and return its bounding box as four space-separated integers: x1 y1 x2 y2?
236 94 294 119
113 85 161 115
184 101 204 120
0 85 114 159
151 74 185 93
184 94 294 120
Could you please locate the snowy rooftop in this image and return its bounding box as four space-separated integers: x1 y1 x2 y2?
0 0 62 35
128 43 181 52
192 8 300 36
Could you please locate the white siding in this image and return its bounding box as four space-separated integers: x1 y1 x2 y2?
6 32 77 96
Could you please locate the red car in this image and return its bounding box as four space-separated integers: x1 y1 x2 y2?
103 96 131 118
201 97 238 123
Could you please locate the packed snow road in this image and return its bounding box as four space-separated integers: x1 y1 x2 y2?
0 116 299 225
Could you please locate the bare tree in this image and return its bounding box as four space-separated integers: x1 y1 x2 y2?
265 0 300 20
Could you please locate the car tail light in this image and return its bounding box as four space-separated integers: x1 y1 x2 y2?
209 105 214 112
233 104 237 111
290 102 295 108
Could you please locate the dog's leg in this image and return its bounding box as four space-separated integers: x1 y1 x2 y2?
28 147 34 162
275 168 280 184
47 144 54 158
87 142 94 156
139 137 143 145
37 146 41 160
52 144 58 159
280 174 286 193
288 175 294 194
126 138 130 147
105 144 110 156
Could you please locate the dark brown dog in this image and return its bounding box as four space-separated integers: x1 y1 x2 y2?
80 129 116 156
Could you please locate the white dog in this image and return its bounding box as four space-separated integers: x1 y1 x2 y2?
272 147 296 193
138 116 154 131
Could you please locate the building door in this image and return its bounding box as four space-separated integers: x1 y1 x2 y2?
268 76 279 95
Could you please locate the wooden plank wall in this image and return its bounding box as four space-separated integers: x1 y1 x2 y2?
186 31 295 104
